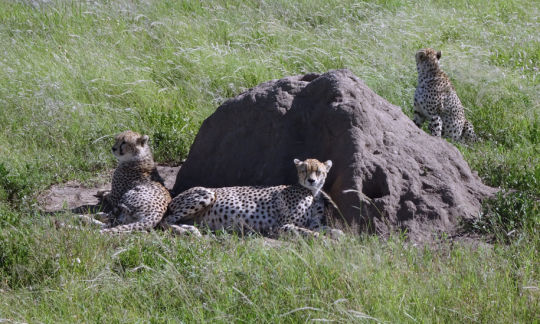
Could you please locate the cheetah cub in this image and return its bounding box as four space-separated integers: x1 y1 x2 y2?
163 158 343 239
413 48 477 142
99 130 171 234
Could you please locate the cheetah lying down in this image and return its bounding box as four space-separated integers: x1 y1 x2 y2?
162 158 344 239
71 132 341 239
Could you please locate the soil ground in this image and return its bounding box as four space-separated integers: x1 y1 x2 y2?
38 166 180 213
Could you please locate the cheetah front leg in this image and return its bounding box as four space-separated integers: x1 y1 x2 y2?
57 213 109 230
75 213 109 228
100 187 168 234
168 224 203 237
413 104 425 128
279 224 321 238
100 209 165 234
413 112 426 128
460 120 478 142
413 98 426 128
64 189 113 229
315 226 345 240
279 224 344 240
428 115 443 137
162 187 216 236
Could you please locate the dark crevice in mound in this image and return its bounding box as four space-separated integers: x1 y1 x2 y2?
362 164 390 200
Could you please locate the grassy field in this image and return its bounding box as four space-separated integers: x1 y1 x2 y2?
0 0 538 322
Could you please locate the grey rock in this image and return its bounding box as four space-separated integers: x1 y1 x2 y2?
172 69 497 242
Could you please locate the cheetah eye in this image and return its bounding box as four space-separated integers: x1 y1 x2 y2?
315 171 321 176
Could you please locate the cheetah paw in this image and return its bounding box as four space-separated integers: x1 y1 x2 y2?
169 224 202 237
327 228 345 240
95 189 111 198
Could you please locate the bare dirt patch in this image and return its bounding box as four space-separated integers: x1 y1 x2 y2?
38 165 180 213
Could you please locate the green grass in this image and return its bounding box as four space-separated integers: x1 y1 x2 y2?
0 0 538 322
1 226 538 322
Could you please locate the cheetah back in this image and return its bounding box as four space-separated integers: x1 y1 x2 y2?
168 185 325 235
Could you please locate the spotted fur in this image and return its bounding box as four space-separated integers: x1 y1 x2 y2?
163 158 342 238
100 131 171 234
413 48 477 142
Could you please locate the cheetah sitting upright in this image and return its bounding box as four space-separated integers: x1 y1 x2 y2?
99 130 171 234
413 48 477 142
162 158 343 239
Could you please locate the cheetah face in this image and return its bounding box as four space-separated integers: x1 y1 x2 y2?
112 130 150 162
294 158 332 195
415 48 441 69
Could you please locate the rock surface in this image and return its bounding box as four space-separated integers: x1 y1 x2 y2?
172 69 497 241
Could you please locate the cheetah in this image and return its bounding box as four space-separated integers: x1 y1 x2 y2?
413 48 477 142
98 130 171 234
162 158 343 239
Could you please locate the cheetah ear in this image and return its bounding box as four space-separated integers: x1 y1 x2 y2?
324 160 332 171
293 158 302 166
138 135 149 146
436 51 442 60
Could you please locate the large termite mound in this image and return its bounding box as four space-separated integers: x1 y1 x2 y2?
172 69 496 241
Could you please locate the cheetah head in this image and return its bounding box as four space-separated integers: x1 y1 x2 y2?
294 158 332 196
111 130 151 163
415 48 441 70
